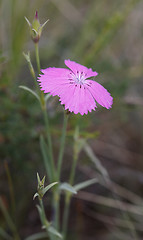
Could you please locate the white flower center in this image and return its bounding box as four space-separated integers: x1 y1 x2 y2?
69 71 86 85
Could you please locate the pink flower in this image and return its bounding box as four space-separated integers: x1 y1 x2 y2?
38 60 113 115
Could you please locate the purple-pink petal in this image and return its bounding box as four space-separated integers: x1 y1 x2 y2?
64 59 98 79
59 84 97 115
85 80 113 109
38 67 70 96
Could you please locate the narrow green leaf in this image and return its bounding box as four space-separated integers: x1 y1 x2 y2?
0 227 12 240
40 136 53 181
37 173 41 186
33 193 39 200
19 85 40 103
43 182 58 196
41 19 49 30
48 226 62 239
74 178 98 191
24 232 49 240
24 16 31 28
59 183 77 194
23 51 31 63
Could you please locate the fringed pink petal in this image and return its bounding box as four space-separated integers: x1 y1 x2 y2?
59 84 97 115
86 80 113 109
40 67 70 77
38 67 71 96
64 59 98 78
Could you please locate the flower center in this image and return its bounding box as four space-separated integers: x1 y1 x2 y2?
69 71 86 85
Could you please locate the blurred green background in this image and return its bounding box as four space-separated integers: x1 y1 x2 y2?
1 0 143 239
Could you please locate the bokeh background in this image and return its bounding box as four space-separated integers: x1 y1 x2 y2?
1 0 143 239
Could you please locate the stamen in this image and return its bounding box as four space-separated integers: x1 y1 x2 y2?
70 71 86 85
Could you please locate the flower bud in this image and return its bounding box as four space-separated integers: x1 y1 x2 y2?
25 11 49 43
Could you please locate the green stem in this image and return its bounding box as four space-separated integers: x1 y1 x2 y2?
43 107 56 181
34 39 54 173
39 199 52 240
51 113 68 239
62 150 78 240
57 113 68 180
40 199 46 222
69 152 78 185
34 36 55 181
62 194 70 240
34 42 45 103
53 191 60 231
35 42 41 74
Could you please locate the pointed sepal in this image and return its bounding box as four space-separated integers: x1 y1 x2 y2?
25 11 49 43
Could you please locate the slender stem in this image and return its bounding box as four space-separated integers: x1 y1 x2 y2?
34 37 55 181
34 40 60 240
43 107 56 181
62 194 70 240
57 113 68 180
53 113 68 237
34 42 45 104
69 152 78 185
62 147 78 240
33 39 55 240
35 42 41 74
53 191 60 231
34 40 54 172
39 199 52 240
40 199 47 222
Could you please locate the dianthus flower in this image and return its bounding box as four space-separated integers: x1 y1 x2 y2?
38 60 113 115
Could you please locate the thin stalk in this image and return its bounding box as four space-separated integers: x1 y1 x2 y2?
39 199 47 222
39 199 52 240
51 113 68 238
54 113 68 235
62 194 70 240
34 39 57 240
34 42 54 170
43 107 56 181
53 191 60 231
34 37 55 179
62 150 78 240
57 113 68 180
35 42 41 74
35 42 45 103
69 152 78 185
